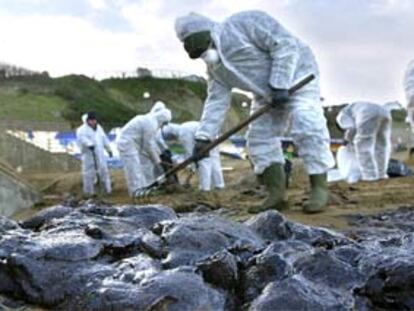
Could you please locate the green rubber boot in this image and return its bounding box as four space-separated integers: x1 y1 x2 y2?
303 173 329 214
248 163 288 213
409 147 414 159
257 173 264 186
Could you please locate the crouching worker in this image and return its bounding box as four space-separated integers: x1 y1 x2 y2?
117 103 172 196
336 101 394 181
159 121 225 191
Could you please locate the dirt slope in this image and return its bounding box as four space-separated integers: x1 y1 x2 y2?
17 154 414 232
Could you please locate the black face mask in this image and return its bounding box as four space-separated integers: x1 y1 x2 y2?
183 31 212 59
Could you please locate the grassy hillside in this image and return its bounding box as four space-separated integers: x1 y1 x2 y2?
54 75 137 128
101 77 207 126
0 75 249 131
102 77 250 132
0 76 67 122
0 75 407 139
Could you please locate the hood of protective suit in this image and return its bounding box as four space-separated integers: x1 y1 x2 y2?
161 123 180 140
336 106 355 130
337 101 394 131
175 12 217 41
151 101 167 113
153 107 172 127
81 113 88 124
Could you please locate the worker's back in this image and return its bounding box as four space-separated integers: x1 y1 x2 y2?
117 114 157 153
214 10 317 97
349 102 391 123
176 121 200 157
177 121 199 139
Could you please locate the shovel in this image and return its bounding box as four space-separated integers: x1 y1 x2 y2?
133 74 315 200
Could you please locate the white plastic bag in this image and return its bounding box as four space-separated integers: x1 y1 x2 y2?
337 145 361 183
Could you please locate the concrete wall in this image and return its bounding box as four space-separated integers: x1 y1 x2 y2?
0 161 40 217
0 132 80 174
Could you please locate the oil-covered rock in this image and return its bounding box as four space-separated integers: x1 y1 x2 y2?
2 204 414 310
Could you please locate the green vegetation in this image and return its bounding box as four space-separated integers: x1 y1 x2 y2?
0 75 249 130
0 76 65 123
54 75 136 128
0 90 66 122
101 77 207 126
0 75 406 138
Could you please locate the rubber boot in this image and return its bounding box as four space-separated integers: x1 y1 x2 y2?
253 173 267 199
409 147 414 159
257 174 264 186
248 163 288 213
303 173 329 214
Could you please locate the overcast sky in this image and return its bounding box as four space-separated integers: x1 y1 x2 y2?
0 0 413 105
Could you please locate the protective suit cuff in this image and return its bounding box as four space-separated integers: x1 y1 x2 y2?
195 132 212 141
269 77 290 90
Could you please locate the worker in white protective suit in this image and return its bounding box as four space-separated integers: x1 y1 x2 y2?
159 121 225 191
175 11 335 213
141 101 170 182
117 104 172 196
336 101 395 181
404 59 414 155
76 112 113 196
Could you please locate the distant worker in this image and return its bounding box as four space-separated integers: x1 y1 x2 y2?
144 101 171 183
175 11 335 213
336 102 394 182
404 59 414 154
150 101 178 186
159 121 225 191
76 112 113 197
117 102 172 196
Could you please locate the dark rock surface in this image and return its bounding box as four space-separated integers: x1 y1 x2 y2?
1 206 414 310
250 275 353 311
20 205 74 230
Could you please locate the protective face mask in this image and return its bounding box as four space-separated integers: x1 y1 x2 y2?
201 49 220 66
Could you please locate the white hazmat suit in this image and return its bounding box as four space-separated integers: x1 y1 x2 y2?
175 11 335 175
76 115 112 195
404 59 414 132
160 121 225 191
142 101 169 182
117 106 172 196
336 102 392 181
